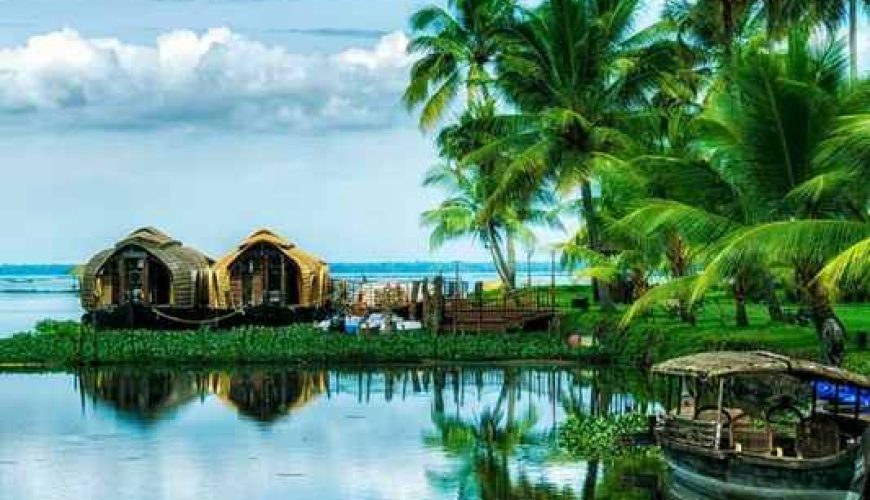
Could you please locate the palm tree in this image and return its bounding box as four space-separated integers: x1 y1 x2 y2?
665 0 869 85
404 0 517 130
471 0 668 311
421 105 560 290
622 33 870 364
817 237 870 291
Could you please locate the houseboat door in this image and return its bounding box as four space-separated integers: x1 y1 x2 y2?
120 249 147 304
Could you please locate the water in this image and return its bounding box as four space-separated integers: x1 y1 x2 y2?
0 365 659 500
0 267 81 335
0 262 576 337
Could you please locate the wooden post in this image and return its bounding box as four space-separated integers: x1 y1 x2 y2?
421 278 430 329
410 281 420 320
477 282 483 334
433 275 444 334
677 376 684 416
714 378 724 450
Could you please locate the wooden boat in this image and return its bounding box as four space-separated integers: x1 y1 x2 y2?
80 227 220 328
80 227 330 328
210 228 330 326
653 351 870 499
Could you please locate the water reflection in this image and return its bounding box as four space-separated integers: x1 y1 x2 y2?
78 368 201 421
212 371 327 422
3 364 821 500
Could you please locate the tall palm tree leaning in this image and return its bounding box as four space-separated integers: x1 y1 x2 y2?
421 106 560 290
471 0 665 311
403 0 517 131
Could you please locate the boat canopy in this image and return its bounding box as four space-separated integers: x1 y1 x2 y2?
211 228 329 308
652 351 870 388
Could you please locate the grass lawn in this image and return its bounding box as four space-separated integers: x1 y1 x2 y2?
552 284 870 371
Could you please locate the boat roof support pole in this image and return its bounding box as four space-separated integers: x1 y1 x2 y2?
677 376 684 416
714 377 724 450
854 385 861 419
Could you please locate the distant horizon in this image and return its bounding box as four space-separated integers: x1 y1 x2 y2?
0 260 568 268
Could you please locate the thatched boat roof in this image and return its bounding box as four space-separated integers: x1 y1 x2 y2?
80 227 214 310
652 351 870 388
213 228 327 272
212 228 329 308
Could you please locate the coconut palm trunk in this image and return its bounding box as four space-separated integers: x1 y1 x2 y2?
764 274 785 322
798 263 846 366
487 224 516 290
581 180 615 312
665 231 695 324
733 274 749 327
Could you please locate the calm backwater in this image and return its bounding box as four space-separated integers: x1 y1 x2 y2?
0 365 671 500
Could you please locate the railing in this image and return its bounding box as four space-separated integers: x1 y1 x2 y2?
328 276 558 333
660 415 721 449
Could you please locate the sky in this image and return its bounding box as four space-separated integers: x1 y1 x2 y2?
0 0 866 264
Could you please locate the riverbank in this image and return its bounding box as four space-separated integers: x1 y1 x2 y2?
1 288 868 371
0 320 605 368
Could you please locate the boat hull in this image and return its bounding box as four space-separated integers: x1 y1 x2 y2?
662 443 866 500
85 303 326 330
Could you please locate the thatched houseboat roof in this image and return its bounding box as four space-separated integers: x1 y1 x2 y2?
80 227 214 310
212 228 329 308
211 371 327 422
653 351 870 388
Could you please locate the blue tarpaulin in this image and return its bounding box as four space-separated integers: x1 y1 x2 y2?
812 381 870 408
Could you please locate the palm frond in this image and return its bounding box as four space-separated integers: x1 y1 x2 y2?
620 276 698 327
816 237 870 292
693 220 870 302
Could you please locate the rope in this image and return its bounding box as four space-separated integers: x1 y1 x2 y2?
149 307 245 326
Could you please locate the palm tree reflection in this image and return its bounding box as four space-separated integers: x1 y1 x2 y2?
424 367 579 499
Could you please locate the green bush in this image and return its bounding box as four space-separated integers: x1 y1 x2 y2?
558 412 657 460
0 323 604 368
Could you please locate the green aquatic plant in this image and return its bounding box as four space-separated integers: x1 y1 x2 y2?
0 321 600 368
557 412 658 460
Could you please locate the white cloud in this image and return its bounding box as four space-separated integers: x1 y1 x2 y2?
0 28 413 130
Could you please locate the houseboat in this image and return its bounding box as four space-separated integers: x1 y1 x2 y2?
80 227 218 328
211 228 329 325
654 351 870 499
80 227 330 328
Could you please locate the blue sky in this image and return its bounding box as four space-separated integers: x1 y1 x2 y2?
0 0 866 263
